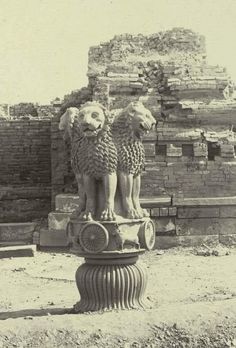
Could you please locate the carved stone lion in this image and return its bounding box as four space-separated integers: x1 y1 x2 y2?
59 102 117 221
112 101 156 219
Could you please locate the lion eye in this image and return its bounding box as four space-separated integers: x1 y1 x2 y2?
91 112 98 119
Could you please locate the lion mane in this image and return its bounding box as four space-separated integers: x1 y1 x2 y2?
71 102 117 179
112 105 145 177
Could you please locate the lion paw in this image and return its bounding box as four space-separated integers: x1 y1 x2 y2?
71 207 84 219
142 208 150 217
126 208 137 220
134 209 144 219
100 208 116 221
79 211 94 221
135 208 150 218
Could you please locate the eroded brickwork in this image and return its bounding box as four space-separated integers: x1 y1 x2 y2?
86 28 236 200
0 118 52 222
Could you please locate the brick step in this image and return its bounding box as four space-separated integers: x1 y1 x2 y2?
0 222 36 243
55 194 172 213
0 244 36 258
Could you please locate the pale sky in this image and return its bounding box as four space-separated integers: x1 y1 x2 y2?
0 0 236 104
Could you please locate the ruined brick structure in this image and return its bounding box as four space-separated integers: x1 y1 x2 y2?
2 28 236 248
87 28 236 199
50 28 236 248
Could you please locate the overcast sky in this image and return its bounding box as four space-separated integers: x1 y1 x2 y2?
0 0 236 104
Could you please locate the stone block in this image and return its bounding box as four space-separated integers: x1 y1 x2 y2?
218 218 236 235
39 212 71 247
55 194 80 212
39 226 69 247
33 231 40 245
39 227 69 247
193 143 208 157
219 234 236 246
0 245 36 259
168 207 177 216
176 218 220 236
0 223 36 242
150 208 160 217
154 217 176 235
220 144 235 157
143 143 156 157
178 207 220 218
173 196 236 206
155 235 219 249
220 206 236 218
159 207 169 216
48 212 71 230
154 236 179 249
167 144 182 157
140 196 171 208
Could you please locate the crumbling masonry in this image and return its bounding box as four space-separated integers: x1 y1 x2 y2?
49 28 236 249
2 28 236 248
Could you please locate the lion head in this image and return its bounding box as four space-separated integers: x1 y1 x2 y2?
113 102 156 139
59 102 112 140
126 102 156 138
74 101 111 138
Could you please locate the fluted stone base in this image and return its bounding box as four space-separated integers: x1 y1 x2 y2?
74 255 147 312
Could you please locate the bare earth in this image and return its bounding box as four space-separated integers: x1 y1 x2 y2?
0 247 236 348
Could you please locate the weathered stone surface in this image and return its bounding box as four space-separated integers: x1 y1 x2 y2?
150 208 160 217
155 235 219 249
193 143 208 157
220 144 235 158
178 207 220 218
39 227 69 247
168 207 177 216
39 212 71 247
48 212 71 231
167 144 182 157
176 218 220 236
220 206 236 218
159 207 169 217
0 245 36 258
220 234 236 246
0 198 51 223
174 197 236 206
0 118 52 222
143 143 156 157
0 223 36 242
140 197 171 208
55 194 80 212
154 217 176 235
218 218 236 235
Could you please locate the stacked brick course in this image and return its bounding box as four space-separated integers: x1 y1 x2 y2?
0 118 52 222
86 28 236 201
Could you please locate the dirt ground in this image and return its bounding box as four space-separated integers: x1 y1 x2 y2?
0 246 236 348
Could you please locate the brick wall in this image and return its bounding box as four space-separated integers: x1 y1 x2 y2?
0 118 52 222
141 127 236 199
51 29 236 203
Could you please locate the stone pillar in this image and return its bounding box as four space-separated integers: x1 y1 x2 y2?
68 218 155 312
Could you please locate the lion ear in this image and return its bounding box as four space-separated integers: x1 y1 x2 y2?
59 107 77 131
59 107 78 139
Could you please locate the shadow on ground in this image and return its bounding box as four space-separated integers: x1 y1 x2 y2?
0 307 73 320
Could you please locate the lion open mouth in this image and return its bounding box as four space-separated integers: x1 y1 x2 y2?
83 124 102 135
139 123 150 133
